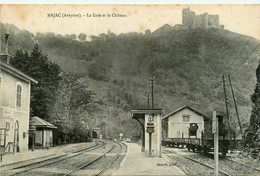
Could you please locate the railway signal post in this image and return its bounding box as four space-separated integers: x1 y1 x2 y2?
30 125 36 152
212 111 219 175
119 133 123 141
146 119 155 157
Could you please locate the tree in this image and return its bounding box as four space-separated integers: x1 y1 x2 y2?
65 34 77 40
88 61 106 80
78 33 87 41
49 73 97 143
10 43 61 120
244 60 260 158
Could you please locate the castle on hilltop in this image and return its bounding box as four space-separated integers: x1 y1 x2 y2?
181 8 224 29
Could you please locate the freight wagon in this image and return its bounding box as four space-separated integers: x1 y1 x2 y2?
162 116 235 157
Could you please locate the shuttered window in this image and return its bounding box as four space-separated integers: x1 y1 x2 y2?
182 115 190 122
16 84 22 108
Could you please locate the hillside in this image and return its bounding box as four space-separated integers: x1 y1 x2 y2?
1 22 259 137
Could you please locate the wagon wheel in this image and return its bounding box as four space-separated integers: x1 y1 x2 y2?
203 147 209 155
222 150 227 157
197 147 202 154
192 146 196 152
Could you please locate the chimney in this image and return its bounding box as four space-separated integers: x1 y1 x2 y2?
1 34 10 64
5 34 9 55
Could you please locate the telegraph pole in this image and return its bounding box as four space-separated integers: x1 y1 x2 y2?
222 75 231 141
148 77 155 157
150 77 155 109
228 74 243 136
212 111 219 175
145 91 150 109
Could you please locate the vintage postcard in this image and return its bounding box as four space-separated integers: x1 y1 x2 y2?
0 4 260 176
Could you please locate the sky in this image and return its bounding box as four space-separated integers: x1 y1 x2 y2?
0 0 260 4
0 4 259 40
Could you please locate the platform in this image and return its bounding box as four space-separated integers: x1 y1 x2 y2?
114 142 186 175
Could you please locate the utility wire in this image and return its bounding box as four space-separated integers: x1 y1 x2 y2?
231 43 260 74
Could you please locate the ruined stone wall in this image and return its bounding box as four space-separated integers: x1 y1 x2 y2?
208 15 220 27
195 13 208 28
182 8 221 29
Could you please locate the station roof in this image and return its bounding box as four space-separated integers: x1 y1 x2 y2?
131 109 163 115
0 61 38 84
162 106 209 121
31 116 57 129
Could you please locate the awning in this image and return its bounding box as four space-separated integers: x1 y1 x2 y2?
31 116 57 129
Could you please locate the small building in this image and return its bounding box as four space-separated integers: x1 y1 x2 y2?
30 116 57 149
0 34 38 153
162 106 208 139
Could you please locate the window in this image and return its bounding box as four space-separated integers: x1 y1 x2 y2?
16 84 22 108
182 114 190 122
6 122 10 131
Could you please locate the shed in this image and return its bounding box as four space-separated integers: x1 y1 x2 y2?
162 106 209 139
30 116 57 149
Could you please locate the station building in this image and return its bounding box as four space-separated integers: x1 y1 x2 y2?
0 34 37 153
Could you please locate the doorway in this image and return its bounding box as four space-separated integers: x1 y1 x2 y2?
14 121 20 153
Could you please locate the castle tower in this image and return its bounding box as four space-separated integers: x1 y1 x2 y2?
182 8 223 29
182 8 190 27
182 8 195 28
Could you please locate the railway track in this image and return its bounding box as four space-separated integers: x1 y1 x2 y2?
95 141 127 176
163 150 230 176
2 140 105 176
163 153 197 175
224 158 260 175
63 144 115 176
187 151 260 175
225 158 260 171
67 141 127 176
3 140 127 176
1 141 100 170
164 147 260 176
66 141 100 153
176 153 230 176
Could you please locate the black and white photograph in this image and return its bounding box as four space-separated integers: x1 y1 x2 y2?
0 3 259 175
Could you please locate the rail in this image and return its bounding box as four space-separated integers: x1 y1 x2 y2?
96 141 127 175
5 141 105 175
175 153 230 176
225 158 260 172
64 144 115 176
